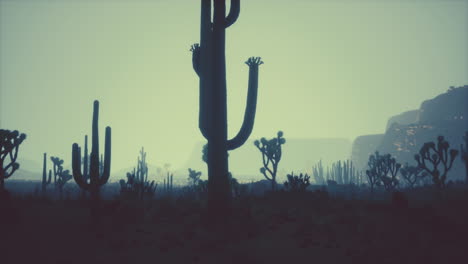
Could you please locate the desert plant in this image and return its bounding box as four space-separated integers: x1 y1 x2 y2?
380 156 401 192
190 0 263 216
284 172 310 192
415 135 458 189
327 160 357 185
366 152 401 194
254 131 286 191
41 153 52 195
312 160 325 185
51 156 72 200
72 100 111 203
119 147 156 200
0 129 26 193
163 172 173 193
188 168 202 186
399 163 426 188
461 131 468 184
228 173 242 198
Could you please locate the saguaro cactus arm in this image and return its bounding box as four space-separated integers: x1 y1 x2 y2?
191 44 201 77
72 144 89 191
224 0 240 28
99 127 112 185
227 57 263 150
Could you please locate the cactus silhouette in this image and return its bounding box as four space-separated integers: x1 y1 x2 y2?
51 156 72 200
72 100 111 203
415 135 458 189
190 0 263 215
0 129 26 192
163 172 173 193
188 168 202 186
254 131 286 191
41 153 52 195
119 147 156 200
461 131 468 184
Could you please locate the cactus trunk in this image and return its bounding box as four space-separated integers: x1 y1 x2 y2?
192 0 262 218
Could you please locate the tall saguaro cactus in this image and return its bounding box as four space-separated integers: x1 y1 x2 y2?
190 0 263 216
72 100 111 202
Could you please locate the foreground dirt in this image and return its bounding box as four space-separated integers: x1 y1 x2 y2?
2 191 468 264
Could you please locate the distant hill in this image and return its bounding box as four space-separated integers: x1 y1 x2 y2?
351 85 468 181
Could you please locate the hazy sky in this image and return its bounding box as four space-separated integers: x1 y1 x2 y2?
1 0 467 173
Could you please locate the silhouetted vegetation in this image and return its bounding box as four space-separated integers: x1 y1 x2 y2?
283 172 310 192
71 100 111 205
415 136 458 189
41 153 52 195
0 129 26 195
190 0 263 218
1 1 466 262
51 156 72 200
461 131 468 184
366 152 401 194
254 131 285 191
119 147 156 200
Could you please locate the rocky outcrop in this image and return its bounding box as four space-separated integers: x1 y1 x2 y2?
385 110 419 132
352 85 468 181
418 85 468 125
351 134 384 171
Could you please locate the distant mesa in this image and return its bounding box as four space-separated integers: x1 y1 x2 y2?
352 85 468 180
385 110 419 132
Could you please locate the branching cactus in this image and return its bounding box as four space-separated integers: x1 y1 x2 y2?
51 156 72 200
41 153 52 195
415 135 458 189
190 0 263 215
400 163 426 188
366 152 401 194
254 131 286 191
461 131 468 184
0 129 26 192
72 100 111 202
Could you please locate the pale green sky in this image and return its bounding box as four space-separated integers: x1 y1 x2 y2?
1 0 467 173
